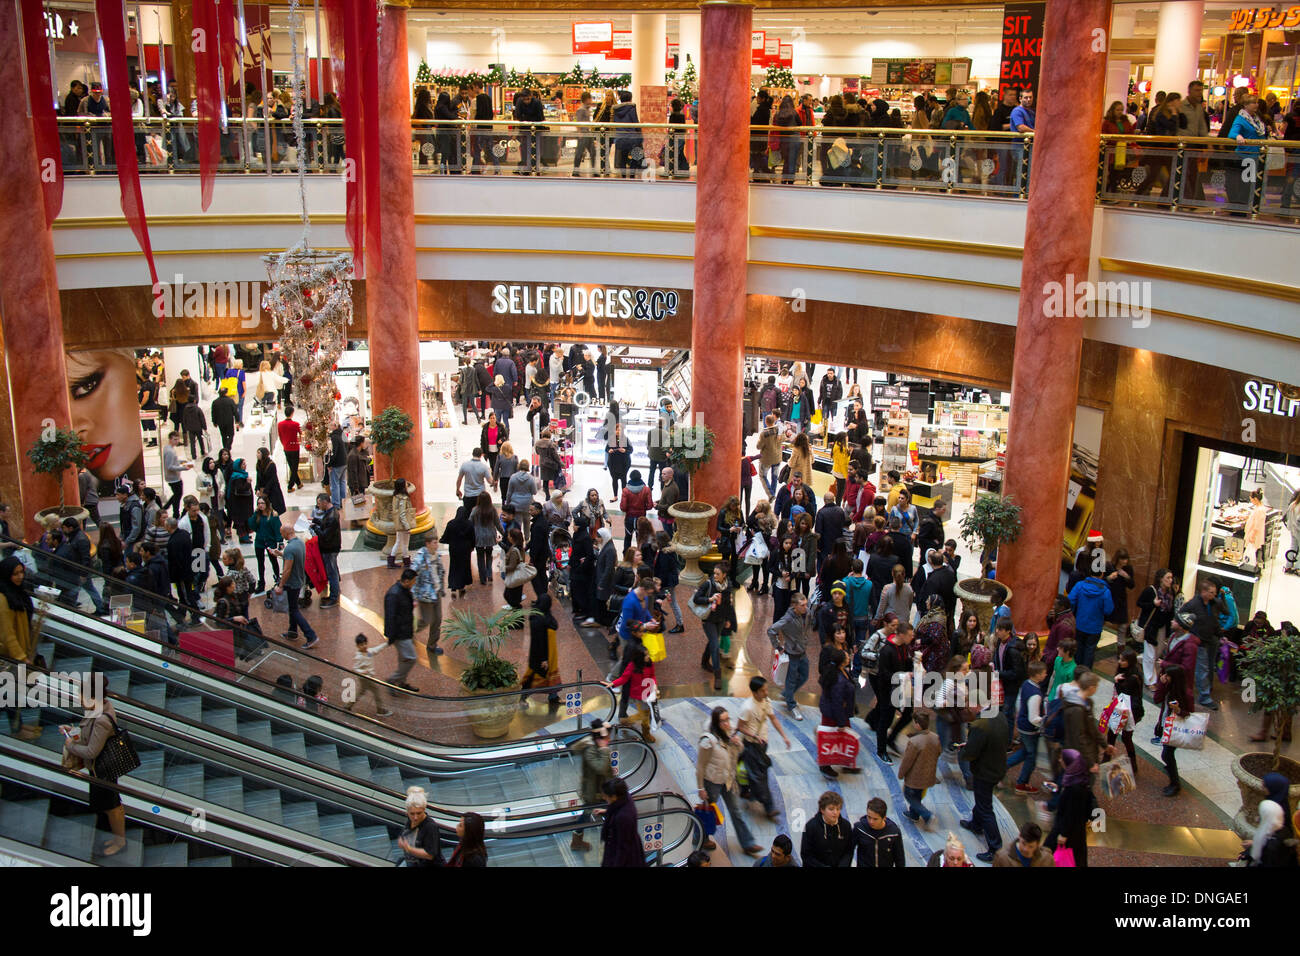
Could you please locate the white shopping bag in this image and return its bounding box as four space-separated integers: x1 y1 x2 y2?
771 649 789 685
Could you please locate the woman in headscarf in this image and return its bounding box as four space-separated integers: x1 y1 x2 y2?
1046 748 1095 867
912 594 952 674
0 556 41 739
439 503 476 599
521 592 561 706
1246 774 1298 866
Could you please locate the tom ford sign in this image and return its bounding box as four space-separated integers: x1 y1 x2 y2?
489 284 680 322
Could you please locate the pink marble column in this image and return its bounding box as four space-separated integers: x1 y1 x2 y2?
366 2 423 511
998 0 1112 629
0 2 78 540
689 1 752 510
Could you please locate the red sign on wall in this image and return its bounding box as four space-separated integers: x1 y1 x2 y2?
751 29 766 65
573 20 614 55
778 43 793 68
998 1 1045 98
608 30 631 61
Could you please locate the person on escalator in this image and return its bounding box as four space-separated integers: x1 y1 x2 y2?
570 719 614 853
398 786 444 867
598 776 646 867
448 812 488 867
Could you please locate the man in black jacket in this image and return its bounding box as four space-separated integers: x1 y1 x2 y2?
325 422 348 508
916 499 947 560
920 549 958 628
813 491 846 570
59 517 107 615
992 619 1027 733
959 709 1009 862
853 797 906 868
1181 577 1223 711
513 89 546 174
886 516 914 580
311 493 342 608
818 369 843 423
210 392 237 451
384 569 418 691
165 518 197 618
801 791 853 867
873 621 915 761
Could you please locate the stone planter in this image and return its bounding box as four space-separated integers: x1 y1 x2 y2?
954 577 1011 634
1231 752 1300 838
367 480 396 534
465 684 522 740
669 500 717 587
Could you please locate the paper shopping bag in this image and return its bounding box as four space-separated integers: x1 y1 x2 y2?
771 649 789 685
816 725 860 767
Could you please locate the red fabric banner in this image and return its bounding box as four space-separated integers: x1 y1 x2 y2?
216 0 240 91
20 0 62 224
95 0 161 302
193 0 222 210
328 0 364 277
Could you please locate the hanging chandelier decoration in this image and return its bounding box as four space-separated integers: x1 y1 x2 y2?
261 0 353 456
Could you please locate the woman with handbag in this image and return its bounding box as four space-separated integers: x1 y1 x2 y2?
1106 648 1144 779
227 457 255 544
1155 662 1194 798
254 447 287 517
384 478 416 569
604 645 658 744
818 647 859 780
213 575 266 661
500 527 533 615
470 492 501 587
1045 749 1095 867
692 562 737 692
716 496 746 588
618 470 654 553
605 422 631 502
250 495 282 594
696 706 763 856
745 501 776 595
60 672 131 857
1136 568 1178 690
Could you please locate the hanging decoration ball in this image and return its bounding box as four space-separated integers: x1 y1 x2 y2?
334 391 342 400
304 319 314 331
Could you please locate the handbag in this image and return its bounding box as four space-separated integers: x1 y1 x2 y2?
693 802 720 836
1161 710 1208 750
92 716 141 781
350 493 366 507
771 649 790 685
503 562 538 589
1053 847 1076 867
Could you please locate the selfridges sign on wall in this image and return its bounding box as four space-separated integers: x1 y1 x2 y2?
489 284 680 323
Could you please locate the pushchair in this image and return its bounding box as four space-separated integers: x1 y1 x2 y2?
549 526 572 602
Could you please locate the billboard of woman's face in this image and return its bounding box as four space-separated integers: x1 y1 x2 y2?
65 348 144 482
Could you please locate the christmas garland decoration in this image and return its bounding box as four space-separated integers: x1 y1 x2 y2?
415 59 632 90
764 65 796 90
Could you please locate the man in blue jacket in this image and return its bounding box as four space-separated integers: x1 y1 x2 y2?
839 560 873 677
1068 570 1114 669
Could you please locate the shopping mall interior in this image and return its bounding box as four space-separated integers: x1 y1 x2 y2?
0 0 1298 880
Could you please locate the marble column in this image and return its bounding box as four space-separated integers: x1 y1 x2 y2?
689 1 751 510
677 13 701 73
631 12 668 105
0 1 78 540
997 0 1111 629
366 1 423 512
1151 1 1204 103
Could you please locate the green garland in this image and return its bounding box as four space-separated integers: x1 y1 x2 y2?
414 58 632 91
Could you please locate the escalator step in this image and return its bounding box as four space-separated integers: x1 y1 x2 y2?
55 656 93 675
0 799 50 842
305 745 341 771
370 766 404 792
353 825 398 861
135 749 166 785
165 695 204 724
271 732 309 762
237 720 273 748
203 707 239 736
163 762 205 798
43 814 97 861
241 789 283 825
201 775 245 813
317 813 357 848
280 801 320 837
131 683 167 710
103 670 132 695
189 854 233 866
337 756 372 779
143 843 189 866
97 835 144 867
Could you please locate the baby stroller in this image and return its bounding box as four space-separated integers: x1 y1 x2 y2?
549 526 572 603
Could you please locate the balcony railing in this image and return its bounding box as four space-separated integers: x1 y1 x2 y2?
54 117 1300 222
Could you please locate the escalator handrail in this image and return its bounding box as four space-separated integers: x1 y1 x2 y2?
36 585 619 756
6 650 661 834
0 734 361 867
7 531 619 734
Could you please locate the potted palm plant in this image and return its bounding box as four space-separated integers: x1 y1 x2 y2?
27 426 91 527
665 423 717 586
1231 623 1300 838
365 404 414 531
955 492 1022 632
446 606 534 739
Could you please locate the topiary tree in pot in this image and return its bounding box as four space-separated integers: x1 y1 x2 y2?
26 426 91 524
1231 623 1300 837
955 493 1023 630
665 423 717 586
445 607 535 739
364 404 415 534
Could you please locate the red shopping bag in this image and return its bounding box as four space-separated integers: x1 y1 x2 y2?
816 725 860 767
1053 847 1076 867
304 535 328 592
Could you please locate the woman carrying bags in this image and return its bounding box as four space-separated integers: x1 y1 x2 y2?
818 647 859 780
695 706 763 857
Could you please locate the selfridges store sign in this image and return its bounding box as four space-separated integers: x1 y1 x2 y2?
490 283 680 322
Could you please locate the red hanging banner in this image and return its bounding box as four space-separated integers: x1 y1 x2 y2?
95 0 161 304
193 0 222 210
327 0 364 276
19 0 62 224
360 4 381 275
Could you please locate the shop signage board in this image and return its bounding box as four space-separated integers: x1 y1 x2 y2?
872 58 974 87
764 38 780 66
640 84 671 158
573 21 614 55
609 31 632 61
667 41 679 69
489 284 681 322
1242 380 1300 417
998 1 1045 98
751 30 766 65
779 43 793 68
1228 6 1300 30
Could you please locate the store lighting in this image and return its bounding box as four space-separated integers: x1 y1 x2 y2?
1212 85 1226 96
1232 75 1251 88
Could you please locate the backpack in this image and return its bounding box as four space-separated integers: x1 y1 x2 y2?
760 385 779 414
1042 694 1068 742
1217 588 1239 631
